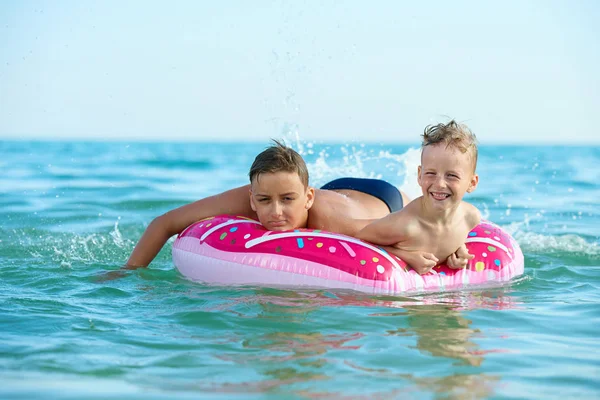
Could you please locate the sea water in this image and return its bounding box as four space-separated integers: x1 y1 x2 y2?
1 140 599 399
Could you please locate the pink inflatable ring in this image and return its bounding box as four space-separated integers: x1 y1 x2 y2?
172 215 524 294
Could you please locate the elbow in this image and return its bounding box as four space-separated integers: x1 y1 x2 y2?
352 220 372 240
355 231 378 245
151 214 178 238
354 227 367 241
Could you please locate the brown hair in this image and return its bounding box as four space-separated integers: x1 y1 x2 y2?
249 139 309 187
422 120 478 171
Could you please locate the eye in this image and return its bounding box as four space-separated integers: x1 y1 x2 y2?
258 198 270 203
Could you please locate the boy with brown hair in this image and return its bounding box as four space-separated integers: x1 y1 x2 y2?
125 140 410 269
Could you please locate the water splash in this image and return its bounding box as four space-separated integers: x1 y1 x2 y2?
6 223 137 267
307 145 379 186
305 143 420 193
376 148 421 200
280 123 306 155
109 218 126 249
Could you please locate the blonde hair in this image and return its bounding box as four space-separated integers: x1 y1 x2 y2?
422 120 478 171
249 139 309 187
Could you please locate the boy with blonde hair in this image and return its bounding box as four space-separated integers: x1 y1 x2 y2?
356 120 480 274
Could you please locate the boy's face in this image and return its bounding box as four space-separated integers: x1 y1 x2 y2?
249 171 315 231
417 144 478 210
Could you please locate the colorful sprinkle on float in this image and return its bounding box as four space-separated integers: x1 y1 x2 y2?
173 215 524 294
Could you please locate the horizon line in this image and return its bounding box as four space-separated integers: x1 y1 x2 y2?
1 135 599 146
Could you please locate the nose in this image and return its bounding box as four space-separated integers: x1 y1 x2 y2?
271 201 283 216
433 175 447 189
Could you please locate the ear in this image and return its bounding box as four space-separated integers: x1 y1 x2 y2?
417 165 423 187
305 187 315 210
249 188 257 211
467 173 479 193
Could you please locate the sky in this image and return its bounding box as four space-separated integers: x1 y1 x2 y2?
1 0 598 144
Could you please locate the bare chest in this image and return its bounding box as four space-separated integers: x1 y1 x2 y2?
410 222 471 261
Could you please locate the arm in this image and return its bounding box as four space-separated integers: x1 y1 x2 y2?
355 212 409 246
445 203 481 269
126 185 256 268
357 211 440 274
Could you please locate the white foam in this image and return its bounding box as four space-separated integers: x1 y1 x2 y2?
512 230 600 256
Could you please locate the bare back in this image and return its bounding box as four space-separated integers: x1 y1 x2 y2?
307 188 393 236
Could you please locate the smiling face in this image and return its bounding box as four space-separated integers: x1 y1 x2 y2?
249 171 315 231
418 143 478 211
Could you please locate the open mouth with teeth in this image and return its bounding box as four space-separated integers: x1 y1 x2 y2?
430 192 451 201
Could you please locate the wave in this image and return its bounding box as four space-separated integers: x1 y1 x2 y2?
513 230 600 258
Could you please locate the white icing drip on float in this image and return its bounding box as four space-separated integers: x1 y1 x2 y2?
465 237 513 259
245 231 403 271
339 241 356 257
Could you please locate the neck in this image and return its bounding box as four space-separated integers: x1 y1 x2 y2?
417 197 459 225
300 212 309 228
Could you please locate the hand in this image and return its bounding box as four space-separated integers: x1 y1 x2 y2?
446 244 474 269
403 251 439 275
384 246 439 275
94 265 139 282
94 269 129 282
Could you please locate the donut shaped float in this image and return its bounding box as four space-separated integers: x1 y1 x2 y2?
172 215 524 294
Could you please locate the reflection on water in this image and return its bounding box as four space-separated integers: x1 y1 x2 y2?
388 290 517 367
410 373 500 400
196 288 519 398
392 308 486 367
209 331 352 393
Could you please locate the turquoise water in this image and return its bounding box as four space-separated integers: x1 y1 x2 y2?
1 141 599 399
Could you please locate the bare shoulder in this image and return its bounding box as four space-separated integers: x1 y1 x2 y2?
397 199 425 233
308 189 361 232
373 201 421 236
307 190 344 230
396 197 424 222
309 189 340 215
461 201 481 228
